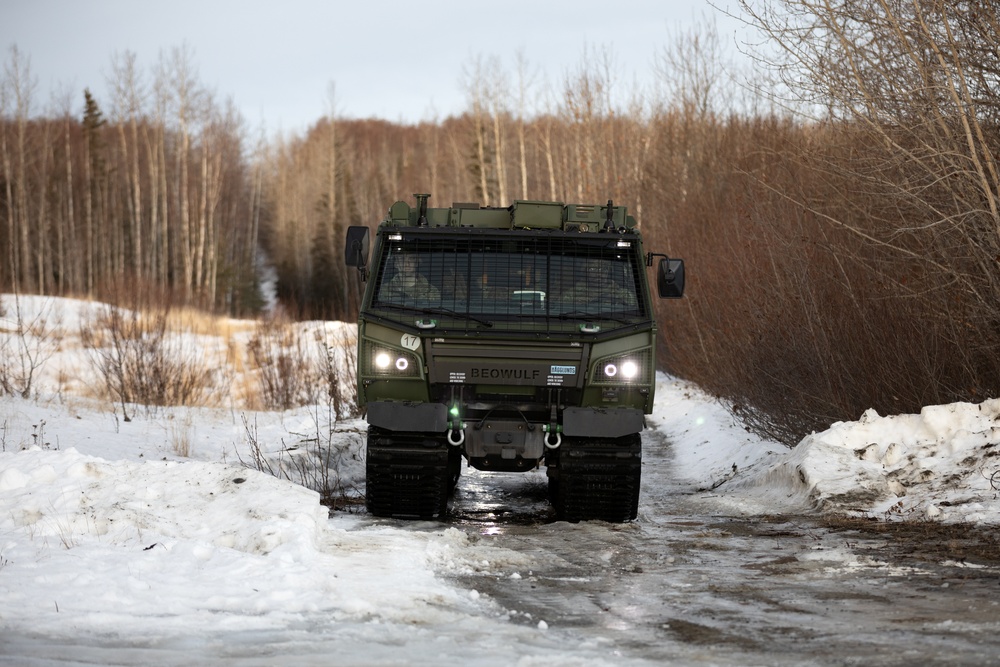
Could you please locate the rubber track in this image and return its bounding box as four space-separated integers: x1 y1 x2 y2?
366 427 452 519
555 434 642 523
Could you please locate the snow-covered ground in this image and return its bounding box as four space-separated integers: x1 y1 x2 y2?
1 295 998 665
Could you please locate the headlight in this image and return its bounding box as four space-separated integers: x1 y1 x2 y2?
593 350 650 385
363 342 420 377
603 359 638 380
372 349 411 373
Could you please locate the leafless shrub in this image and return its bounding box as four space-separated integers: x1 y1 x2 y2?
79 286 218 421
238 323 363 505
245 316 323 410
316 325 360 420
237 411 364 509
0 295 60 399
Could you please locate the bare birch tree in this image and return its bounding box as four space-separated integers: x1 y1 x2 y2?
514 51 535 200
159 44 205 298
485 56 509 205
463 56 494 205
2 45 37 292
54 87 78 293
110 50 147 279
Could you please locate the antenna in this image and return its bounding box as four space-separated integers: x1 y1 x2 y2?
602 199 615 232
415 193 430 226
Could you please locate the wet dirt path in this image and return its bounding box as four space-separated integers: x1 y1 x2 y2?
447 429 1000 666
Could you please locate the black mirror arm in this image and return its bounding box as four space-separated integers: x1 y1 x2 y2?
646 252 668 267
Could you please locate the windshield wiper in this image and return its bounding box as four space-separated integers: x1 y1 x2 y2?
374 302 493 328
555 310 636 324
555 310 595 320
424 306 494 328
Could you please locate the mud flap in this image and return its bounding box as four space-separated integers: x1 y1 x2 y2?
561 407 644 438
367 401 448 432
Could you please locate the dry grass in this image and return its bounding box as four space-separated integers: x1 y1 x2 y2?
72 281 359 417
168 413 194 458
164 305 255 339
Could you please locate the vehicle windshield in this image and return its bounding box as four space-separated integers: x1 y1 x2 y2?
371 234 646 330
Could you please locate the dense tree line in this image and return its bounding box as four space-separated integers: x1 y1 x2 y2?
1 46 261 313
4 1 1000 444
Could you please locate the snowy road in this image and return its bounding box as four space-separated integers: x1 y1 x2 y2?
439 428 1000 666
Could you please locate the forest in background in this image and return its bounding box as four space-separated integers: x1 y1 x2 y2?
3 0 999 446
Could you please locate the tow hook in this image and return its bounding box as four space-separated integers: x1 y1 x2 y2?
543 424 562 449
447 423 466 446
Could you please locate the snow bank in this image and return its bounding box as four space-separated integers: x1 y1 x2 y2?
651 375 1000 523
0 447 326 556
0 446 512 643
783 401 1000 522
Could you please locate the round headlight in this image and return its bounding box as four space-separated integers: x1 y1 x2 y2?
395 357 409 371
603 363 618 378
374 352 392 369
621 360 639 379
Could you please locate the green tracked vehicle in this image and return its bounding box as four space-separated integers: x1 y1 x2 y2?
345 194 684 522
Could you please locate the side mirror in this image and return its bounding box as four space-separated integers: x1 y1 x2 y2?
657 258 685 298
345 226 370 268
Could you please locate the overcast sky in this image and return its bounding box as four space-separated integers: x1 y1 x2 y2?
4 0 749 134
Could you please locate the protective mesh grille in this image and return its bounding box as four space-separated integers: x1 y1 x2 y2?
371 233 646 332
